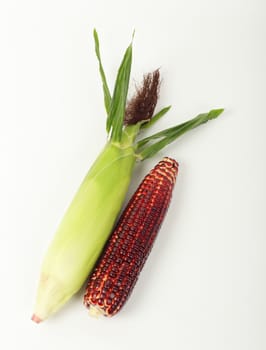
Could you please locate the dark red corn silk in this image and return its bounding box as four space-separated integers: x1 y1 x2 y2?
83 157 178 317
124 70 160 125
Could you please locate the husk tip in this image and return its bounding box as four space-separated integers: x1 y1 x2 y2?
31 314 42 324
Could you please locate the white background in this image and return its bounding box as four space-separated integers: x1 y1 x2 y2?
1 0 265 349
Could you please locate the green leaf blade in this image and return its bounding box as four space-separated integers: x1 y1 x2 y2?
140 106 171 130
93 29 112 127
138 108 224 160
109 44 133 143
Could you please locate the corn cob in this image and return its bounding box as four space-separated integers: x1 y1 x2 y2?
83 157 178 317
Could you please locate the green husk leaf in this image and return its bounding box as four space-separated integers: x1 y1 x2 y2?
140 106 171 129
137 119 190 149
93 29 112 123
137 108 224 159
109 44 133 142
